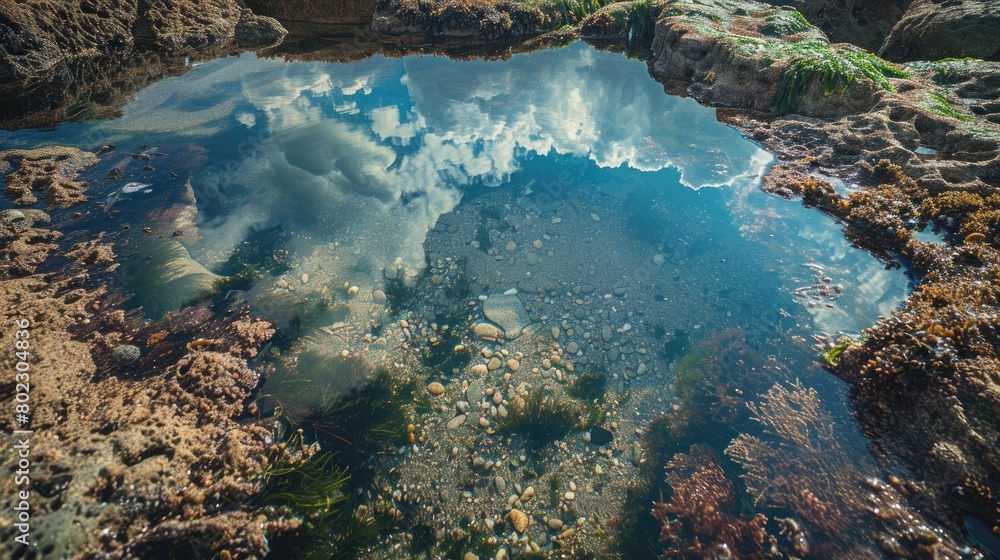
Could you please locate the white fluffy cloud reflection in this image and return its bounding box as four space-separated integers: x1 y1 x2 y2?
185 43 770 272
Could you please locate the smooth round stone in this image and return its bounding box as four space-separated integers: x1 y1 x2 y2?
487 357 502 370
372 289 388 305
474 322 503 341
526 253 539 266
613 288 627 297
547 518 564 531
479 417 490 428
112 344 141 364
506 358 520 372
447 415 467 429
637 363 647 375
505 241 517 251
602 325 613 340
471 363 489 375
563 491 575 501
495 475 507 494
532 240 543 249
431 274 444 284
566 342 579 354
427 382 445 395
509 509 529 533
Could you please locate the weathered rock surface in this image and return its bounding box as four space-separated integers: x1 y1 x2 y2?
0 0 286 85
647 0 891 118
761 0 909 51
372 0 554 40
882 0 1000 63
246 0 378 24
1 146 98 207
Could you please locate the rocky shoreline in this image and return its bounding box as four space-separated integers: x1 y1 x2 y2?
1 0 999 558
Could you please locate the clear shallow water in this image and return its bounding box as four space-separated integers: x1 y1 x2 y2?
3 41 930 556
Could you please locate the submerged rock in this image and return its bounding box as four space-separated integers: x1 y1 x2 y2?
482 293 533 339
119 238 222 320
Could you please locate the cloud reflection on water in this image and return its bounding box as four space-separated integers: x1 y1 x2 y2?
179 43 771 274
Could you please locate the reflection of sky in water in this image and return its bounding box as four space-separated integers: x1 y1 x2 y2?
4 42 907 334
155 42 772 274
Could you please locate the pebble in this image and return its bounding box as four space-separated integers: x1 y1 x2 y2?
467 381 484 400
347 285 359 296
372 289 387 305
505 241 517 252
613 288 627 297
488 357 502 370
563 491 575 501
495 476 506 494
479 417 490 428
465 554 479 560
532 240 543 249
427 382 445 396
509 509 529 533
112 344 141 364
602 325 613 341
300 273 309 284
493 392 503 405
526 252 539 266
431 274 444 284
590 213 601 221
506 358 520 372
471 363 489 375
547 518 564 531
474 322 503 341
637 363 647 376
566 342 579 354
447 415 467 429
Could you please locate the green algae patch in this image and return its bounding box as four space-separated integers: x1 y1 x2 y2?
651 0 908 115
921 91 974 122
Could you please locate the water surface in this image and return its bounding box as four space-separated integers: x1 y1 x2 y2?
2 41 929 558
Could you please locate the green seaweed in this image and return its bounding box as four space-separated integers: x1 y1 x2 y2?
760 9 811 37
498 386 584 445
304 369 418 475
922 92 973 122
627 0 655 50
773 48 908 114
823 334 867 366
548 0 614 25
